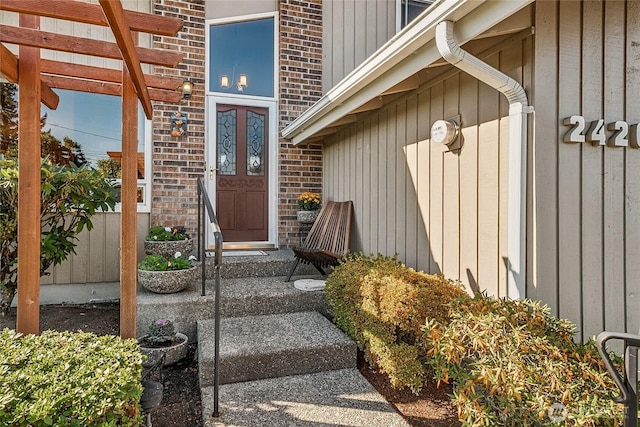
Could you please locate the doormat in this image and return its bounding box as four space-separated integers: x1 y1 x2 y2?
219 250 268 257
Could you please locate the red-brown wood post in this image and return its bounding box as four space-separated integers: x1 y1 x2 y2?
120 60 138 339
16 14 41 335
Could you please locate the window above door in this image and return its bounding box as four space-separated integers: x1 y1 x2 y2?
208 15 276 98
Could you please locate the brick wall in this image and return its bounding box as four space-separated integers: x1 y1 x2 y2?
278 0 324 247
151 0 205 234
149 0 322 247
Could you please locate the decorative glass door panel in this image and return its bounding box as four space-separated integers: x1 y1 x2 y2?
215 105 269 242
217 109 237 175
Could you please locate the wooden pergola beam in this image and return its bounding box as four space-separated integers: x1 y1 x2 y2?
42 74 182 103
0 0 182 36
40 59 184 91
1 44 59 109
99 0 152 118
0 25 183 67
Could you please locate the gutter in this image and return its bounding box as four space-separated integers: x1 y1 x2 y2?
435 20 533 299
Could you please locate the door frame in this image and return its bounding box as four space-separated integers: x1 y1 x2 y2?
205 95 278 248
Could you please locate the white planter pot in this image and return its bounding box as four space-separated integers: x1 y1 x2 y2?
137 265 197 294
138 332 188 367
144 238 193 259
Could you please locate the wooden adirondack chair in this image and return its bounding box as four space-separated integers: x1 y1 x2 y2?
285 200 353 282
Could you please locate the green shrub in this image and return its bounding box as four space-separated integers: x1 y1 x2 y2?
145 225 189 241
138 254 193 271
0 329 143 426
325 253 468 392
423 297 625 426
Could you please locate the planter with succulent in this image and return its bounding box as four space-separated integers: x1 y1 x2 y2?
144 225 193 259
137 252 198 294
296 191 322 224
138 319 188 367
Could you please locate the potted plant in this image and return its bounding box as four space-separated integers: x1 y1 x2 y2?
137 252 198 294
138 319 189 367
144 225 193 259
296 191 322 223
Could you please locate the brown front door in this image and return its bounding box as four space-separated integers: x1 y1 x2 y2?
215 105 269 242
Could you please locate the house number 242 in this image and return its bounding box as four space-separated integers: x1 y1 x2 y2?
563 115 639 148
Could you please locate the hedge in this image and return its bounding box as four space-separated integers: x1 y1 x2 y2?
325 253 468 392
0 329 143 426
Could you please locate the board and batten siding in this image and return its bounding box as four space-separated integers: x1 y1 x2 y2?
40 213 150 285
323 34 533 301
322 0 397 92
530 0 640 341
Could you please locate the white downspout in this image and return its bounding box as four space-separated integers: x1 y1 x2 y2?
435 20 533 299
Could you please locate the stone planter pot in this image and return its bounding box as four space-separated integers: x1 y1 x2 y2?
297 210 319 224
137 265 197 294
144 238 193 259
138 332 188 367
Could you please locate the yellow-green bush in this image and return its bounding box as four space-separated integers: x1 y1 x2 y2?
325 253 468 392
0 329 143 426
423 297 627 426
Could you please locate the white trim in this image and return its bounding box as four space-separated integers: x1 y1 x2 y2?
281 0 534 145
205 95 279 247
205 12 278 101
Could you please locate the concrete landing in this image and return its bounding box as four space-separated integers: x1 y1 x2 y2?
198 311 356 386
201 369 409 427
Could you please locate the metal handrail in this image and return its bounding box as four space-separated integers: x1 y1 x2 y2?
196 177 222 418
597 331 640 427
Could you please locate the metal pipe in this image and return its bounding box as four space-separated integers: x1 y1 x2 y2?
435 20 533 299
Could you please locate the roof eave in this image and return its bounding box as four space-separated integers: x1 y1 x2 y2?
282 0 534 145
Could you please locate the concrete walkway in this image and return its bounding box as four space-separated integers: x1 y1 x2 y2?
201 369 409 427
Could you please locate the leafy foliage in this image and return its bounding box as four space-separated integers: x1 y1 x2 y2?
138 254 193 271
423 296 627 426
147 319 177 344
0 329 143 426
145 225 189 241
325 253 468 392
296 192 322 210
0 158 118 314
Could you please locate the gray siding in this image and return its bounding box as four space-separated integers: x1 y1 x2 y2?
530 0 640 340
41 214 150 285
322 0 396 91
323 34 532 300
323 0 639 340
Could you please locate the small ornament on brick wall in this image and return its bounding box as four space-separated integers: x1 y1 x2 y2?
170 111 187 137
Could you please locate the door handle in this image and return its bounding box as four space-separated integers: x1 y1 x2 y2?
209 165 217 180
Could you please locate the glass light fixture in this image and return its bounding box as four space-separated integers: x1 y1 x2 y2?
180 79 194 99
220 75 230 88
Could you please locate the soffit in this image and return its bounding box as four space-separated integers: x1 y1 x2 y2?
282 0 534 145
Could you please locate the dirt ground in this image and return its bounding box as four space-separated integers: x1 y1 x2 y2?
0 303 459 427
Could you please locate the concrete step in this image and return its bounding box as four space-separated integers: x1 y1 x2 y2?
198 311 356 387
201 369 409 427
137 275 327 342
203 248 316 279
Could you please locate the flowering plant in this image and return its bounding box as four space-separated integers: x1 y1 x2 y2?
145 225 189 241
138 252 196 271
297 192 322 211
147 319 176 343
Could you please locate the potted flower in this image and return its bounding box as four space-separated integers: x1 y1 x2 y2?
144 225 193 259
137 252 198 293
296 191 322 223
138 319 189 367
